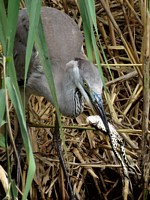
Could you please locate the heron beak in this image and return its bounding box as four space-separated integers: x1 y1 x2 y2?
88 91 110 133
77 82 109 133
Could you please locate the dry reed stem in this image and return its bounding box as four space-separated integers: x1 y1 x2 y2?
0 0 149 199
141 8 150 197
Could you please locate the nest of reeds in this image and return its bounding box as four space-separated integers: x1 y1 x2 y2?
0 0 149 200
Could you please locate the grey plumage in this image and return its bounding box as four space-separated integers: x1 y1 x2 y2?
14 7 104 118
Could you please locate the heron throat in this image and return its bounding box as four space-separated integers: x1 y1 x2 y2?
73 88 84 117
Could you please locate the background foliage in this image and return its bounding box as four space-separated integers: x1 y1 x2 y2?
0 0 149 199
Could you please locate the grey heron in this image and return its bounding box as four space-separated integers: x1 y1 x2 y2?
14 7 106 120
14 7 109 200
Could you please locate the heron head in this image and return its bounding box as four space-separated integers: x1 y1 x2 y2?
66 58 109 133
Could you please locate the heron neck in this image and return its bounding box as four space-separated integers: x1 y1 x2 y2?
58 77 84 117
27 65 84 117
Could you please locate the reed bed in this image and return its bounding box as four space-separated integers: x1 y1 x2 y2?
0 0 149 199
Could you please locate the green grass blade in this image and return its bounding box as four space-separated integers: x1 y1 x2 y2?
6 0 23 106
0 133 6 148
0 89 6 149
6 0 20 55
24 0 42 92
0 89 6 127
24 0 32 12
6 1 36 199
78 0 93 61
0 0 7 54
78 0 106 85
86 0 97 28
6 77 36 200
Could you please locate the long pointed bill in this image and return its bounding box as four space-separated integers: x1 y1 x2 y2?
89 91 110 134
77 83 110 134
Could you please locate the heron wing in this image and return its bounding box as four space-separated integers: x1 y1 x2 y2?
14 7 83 82
41 7 83 64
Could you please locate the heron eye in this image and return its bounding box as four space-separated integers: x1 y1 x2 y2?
83 81 88 88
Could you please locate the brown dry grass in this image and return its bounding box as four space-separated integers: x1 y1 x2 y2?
1 0 150 200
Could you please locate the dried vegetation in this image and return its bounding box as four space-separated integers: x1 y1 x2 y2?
1 0 150 200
